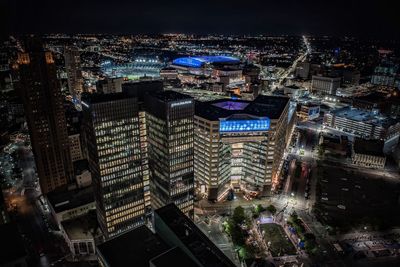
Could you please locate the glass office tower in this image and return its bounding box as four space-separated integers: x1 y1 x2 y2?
82 94 150 239
145 91 195 218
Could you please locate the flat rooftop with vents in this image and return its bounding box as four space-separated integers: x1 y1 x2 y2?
154 204 236 267
195 95 289 121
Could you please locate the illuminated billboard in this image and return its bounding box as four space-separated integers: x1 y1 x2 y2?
219 118 270 132
308 106 320 120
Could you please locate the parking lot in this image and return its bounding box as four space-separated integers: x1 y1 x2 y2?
315 164 400 231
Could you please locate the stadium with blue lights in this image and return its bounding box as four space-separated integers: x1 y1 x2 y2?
172 56 240 68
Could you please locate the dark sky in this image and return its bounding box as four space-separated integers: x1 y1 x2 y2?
2 0 399 38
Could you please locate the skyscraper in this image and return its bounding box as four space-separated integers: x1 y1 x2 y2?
82 93 150 239
64 46 83 97
194 96 290 201
145 91 195 218
15 37 73 194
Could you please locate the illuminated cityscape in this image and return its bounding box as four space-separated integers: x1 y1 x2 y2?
1 1 400 267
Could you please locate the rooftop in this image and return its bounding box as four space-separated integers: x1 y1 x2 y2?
212 101 250 110
61 212 98 241
148 90 193 102
122 80 164 102
332 107 399 127
353 138 385 157
195 95 289 121
47 186 94 213
150 247 200 267
353 91 399 104
73 159 89 176
0 223 27 264
81 92 134 105
155 204 236 267
97 225 170 267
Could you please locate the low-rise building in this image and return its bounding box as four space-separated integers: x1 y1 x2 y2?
297 103 320 121
352 91 400 117
336 85 367 97
47 186 95 225
96 77 124 94
311 75 341 95
160 67 178 80
73 159 92 188
295 62 310 79
283 85 306 99
60 212 100 260
319 134 348 156
371 63 398 88
324 107 400 141
352 138 386 169
203 82 225 92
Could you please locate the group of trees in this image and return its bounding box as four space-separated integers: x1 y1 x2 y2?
317 144 325 158
252 204 277 218
224 204 279 260
223 206 254 260
224 206 248 246
288 212 317 254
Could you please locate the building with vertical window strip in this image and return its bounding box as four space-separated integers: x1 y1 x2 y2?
82 93 151 239
145 91 195 218
64 46 84 97
15 37 73 194
194 96 290 201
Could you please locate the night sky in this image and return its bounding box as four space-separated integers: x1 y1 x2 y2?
2 0 399 38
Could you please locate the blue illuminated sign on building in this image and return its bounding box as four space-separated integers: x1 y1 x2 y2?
219 118 270 132
308 106 320 116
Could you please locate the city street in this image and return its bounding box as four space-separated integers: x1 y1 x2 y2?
3 139 68 267
196 214 240 266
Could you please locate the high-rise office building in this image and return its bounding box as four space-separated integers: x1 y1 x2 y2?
82 93 150 239
64 46 84 97
15 37 73 194
194 96 290 201
145 91 195 218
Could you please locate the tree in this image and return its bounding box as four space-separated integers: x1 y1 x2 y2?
252 204 266 218
266 204 277 215
223 220 233 235
230 220 245 246
304 233 316 241
317 145 325 157
232 206 246 225
290 211 298 221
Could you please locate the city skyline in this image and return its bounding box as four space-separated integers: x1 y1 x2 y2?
1 2 400 266
1 0 400 39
